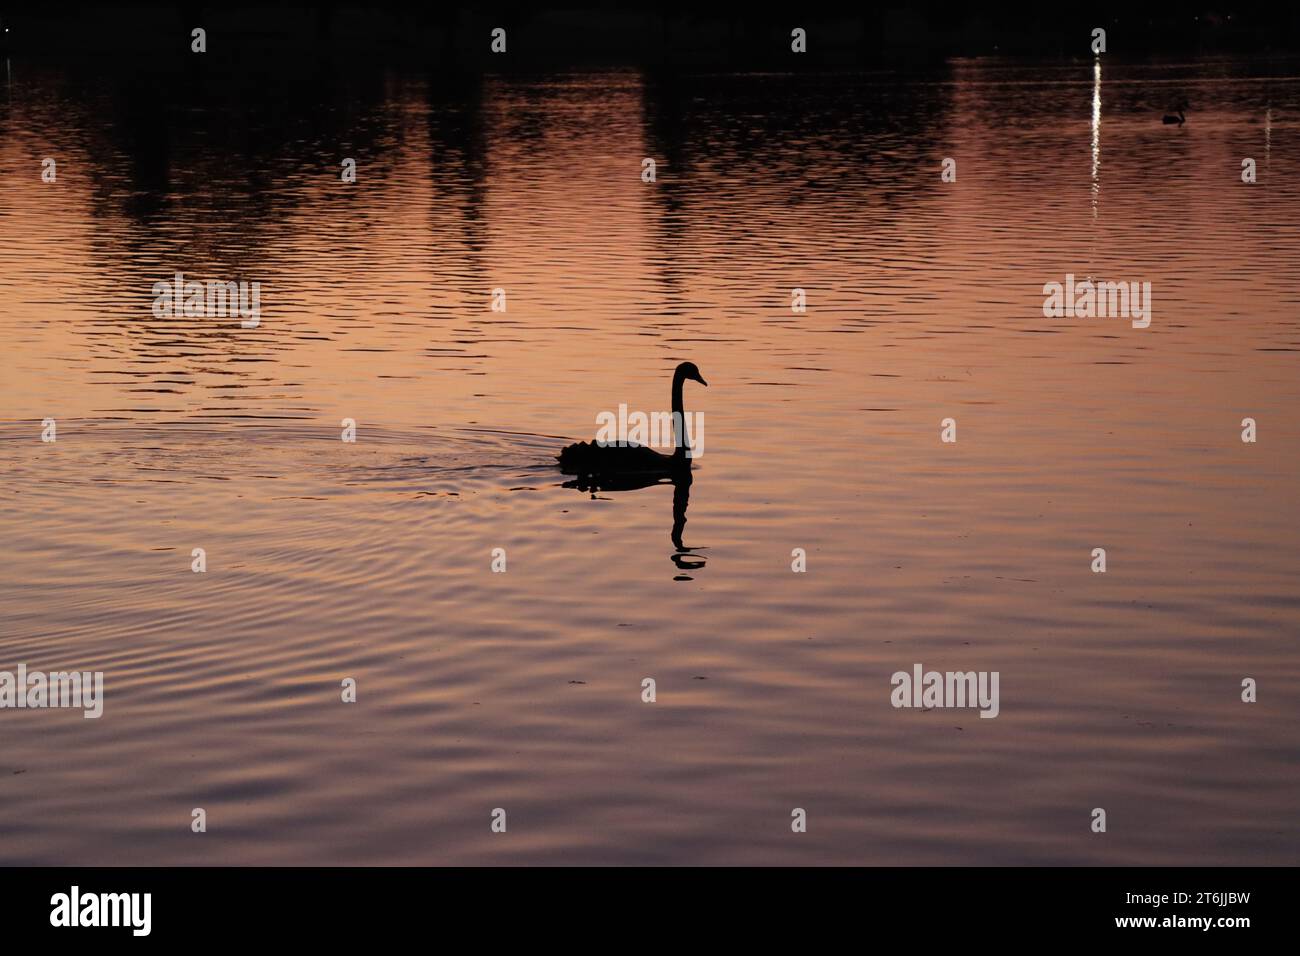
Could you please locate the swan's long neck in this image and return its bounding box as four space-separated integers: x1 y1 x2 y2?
671 371 688 458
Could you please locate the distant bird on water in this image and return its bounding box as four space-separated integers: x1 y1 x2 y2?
558 362 707 483
1162 101 1187 125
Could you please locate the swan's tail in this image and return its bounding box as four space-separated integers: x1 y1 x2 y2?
558 441 595 473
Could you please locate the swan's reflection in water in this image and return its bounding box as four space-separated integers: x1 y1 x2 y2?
561 468 706 580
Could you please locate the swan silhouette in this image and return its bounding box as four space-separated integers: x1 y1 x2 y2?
1162 102 1186 125
557 361 707 483
558 362 709 576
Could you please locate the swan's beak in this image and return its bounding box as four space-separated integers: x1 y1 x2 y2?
695 373 708 386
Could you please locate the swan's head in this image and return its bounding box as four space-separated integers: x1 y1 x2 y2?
677 361 707 387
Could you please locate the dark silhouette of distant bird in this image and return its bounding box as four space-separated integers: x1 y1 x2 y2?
558 362 707 480
1162 101 1187 125
558 361 709 574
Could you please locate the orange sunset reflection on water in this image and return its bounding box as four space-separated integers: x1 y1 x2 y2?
1 59 1299 864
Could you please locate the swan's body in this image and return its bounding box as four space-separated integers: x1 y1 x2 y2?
558 441 677 476
558 362 707 483
1162 108 1186 126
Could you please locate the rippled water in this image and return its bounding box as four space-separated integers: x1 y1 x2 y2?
2 57 1299 865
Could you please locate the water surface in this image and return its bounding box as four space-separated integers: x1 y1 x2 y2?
1 58 1298 864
